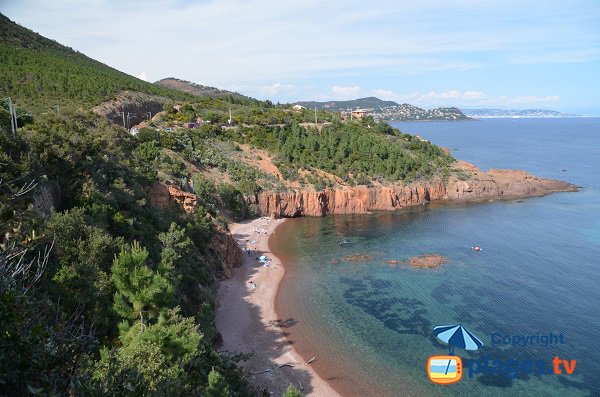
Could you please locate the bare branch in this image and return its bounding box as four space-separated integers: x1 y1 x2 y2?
14 180 38 197
0 237 53 293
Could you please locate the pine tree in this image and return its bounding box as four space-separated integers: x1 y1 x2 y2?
205 367 230 397
111 241 173 326
282 384 303 397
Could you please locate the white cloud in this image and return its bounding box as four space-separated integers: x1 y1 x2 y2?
372 89 560 108
331 86 363 100
223 82 301 100
258 83 295 96
2 0 597 109
5 0 599 87
136 72 148 81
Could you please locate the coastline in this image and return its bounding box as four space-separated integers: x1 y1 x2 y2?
215 217 340 397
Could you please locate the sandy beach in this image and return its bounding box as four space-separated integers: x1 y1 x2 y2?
216 217 340 397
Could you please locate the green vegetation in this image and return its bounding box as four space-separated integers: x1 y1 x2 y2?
0 13 194 114
0 110 258 396
230 120 454 184
282 385 303 397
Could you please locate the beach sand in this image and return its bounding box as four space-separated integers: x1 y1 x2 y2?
216 217 340 397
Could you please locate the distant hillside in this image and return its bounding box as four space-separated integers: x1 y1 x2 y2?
373 103 470 121
297 96 397 110
0 13 193 113
463 108 579 118
155 78 251 101
296 97 469 121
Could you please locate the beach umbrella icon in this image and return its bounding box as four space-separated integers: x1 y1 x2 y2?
433 324 483 355
433 324 483 377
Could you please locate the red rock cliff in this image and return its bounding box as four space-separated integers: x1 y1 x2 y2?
208 229 243 278
247 163 577 218
147 182 198 213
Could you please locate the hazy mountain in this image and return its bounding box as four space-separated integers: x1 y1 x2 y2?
296 96 398 110
463 109 579 118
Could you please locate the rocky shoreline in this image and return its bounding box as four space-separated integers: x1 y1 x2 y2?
246 161 578 218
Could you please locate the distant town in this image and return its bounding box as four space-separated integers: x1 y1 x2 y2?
296 97 471 121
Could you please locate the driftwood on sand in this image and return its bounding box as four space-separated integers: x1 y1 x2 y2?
277 363 295 368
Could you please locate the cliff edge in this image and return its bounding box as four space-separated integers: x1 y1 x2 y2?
246 161 578 218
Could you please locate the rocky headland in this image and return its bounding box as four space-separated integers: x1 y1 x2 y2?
245 161 578 218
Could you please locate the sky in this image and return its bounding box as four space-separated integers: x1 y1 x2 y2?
2 0 600 113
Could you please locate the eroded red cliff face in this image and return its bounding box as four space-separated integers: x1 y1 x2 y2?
246 162 577 218
147 182 198 213
207 229 243 278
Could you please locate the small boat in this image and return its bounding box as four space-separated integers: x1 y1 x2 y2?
472 246 482 252
338 240 354 246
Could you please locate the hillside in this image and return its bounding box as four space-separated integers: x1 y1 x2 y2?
156 77 253 101
373 104 470 121
297 97 470 121
297 96 397 110
0 13 193 114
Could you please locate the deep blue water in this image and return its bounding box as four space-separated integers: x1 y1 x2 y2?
275 119 600 397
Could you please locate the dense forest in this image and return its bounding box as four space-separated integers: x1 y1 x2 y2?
0 12 456 396
231 120 452 184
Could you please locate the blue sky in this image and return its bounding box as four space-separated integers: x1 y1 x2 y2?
2 0 600 113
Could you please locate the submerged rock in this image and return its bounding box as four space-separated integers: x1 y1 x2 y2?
408 254 447 268
385 254 447 269
343 254 374 262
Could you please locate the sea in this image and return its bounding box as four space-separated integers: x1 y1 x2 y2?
272 118 600 397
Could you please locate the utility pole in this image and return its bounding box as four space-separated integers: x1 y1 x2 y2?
228 107 232 125
314 107 318 124
12 102 17 135
117 112 126 128
7 97 16 137
127 113 137 129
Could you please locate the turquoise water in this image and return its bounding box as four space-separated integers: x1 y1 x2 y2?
275 119 600 397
